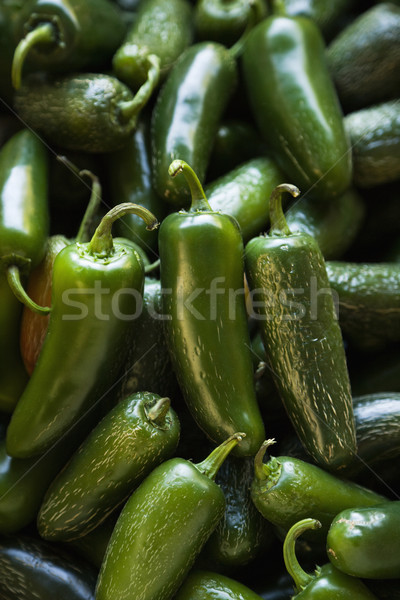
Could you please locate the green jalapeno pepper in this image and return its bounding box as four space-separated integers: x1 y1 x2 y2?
245 184 356 471
158 160 265 457
112 0 193 92
6 203 158 458
250 440 387 543
12 0 126 90
284 519 378 599
174 569 265 600
279 0 354 37
326 260 400 353
151 41 238 207
96 433 244 600
14 70 158 153
37 392 180 541
0 534 98 600
105 117 167 254
327 501 400 580
194 0 268 46
205 157 285 243
241 2 352 201
202 454 273 567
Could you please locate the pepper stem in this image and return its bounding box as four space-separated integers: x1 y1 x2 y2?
88 202 159 257
269 183 299 236
146 397 171 427
169 160 211 212
145 258 160 274
195 433 246 480
118 54 160 123
12 23 56 90
229 0 262 58
283 518 322 593
7 265 51 314
254 438 276 481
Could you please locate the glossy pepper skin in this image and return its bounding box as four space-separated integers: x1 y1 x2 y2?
0 535 97 600
283 519 378 599
12 0 126 90
113 0 193 91
241 5 352 201
151 42 238 207
158 161 265 457
6 203 158 458
15 71 158 153
245 184 356 471
96 434 244 600
194 0 268 46
250 440 387 542
37 392 180 541
327 501 400 580
174 569 264 599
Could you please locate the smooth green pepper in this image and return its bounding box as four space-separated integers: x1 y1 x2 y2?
241 2 352 201
327 501 400 579
245 184 356 471
105 117 167 254
112 0 193 91
12 0 126 89
158 160 265 457
250 440 387 543
174 569 265 599
37 392 180 541
96 433 245 600
6 203 158 458
15 71 158 153
205 157 285 242
283 519 378 598
151 41 238 207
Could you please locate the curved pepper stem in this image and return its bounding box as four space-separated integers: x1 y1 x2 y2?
145 397 171 428
195 432 246 480
169 160 212 212
7 265 51 315
283 518 322 593
229 0 263 58
118 54 160 123
254 438 277 481
269 183 300 236
88 202 159 257
12 23 56 90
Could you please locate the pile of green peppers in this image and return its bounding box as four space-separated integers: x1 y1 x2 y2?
1 0 400 598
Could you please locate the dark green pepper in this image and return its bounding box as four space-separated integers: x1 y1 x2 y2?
158 160 265 457
95 433 244 600
245 184 356 471
174 569 265 599
151 41 238 207
12 0 126 90
326 260 400 353
112 0 193 91
205 157 285 243
105 117 167 254
37 392 180 541
283 519 378 598
6 203 158 458
285 187 365 260
344 100 400 189
327 501 400 579
202 455 273 568
0 534 97 600
250 439 387 543
194 0 268 46
241 2 352 201
278 0 354 37
14 71 158 153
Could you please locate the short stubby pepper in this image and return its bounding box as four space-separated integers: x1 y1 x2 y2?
158 160 266 457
